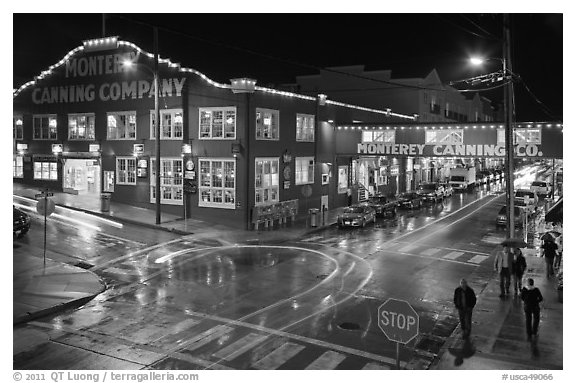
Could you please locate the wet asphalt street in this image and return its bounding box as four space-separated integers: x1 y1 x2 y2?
13 165 554 370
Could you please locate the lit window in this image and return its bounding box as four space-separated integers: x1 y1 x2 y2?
33 115 58 140
255 158 279 205
150 158 184 205
68 113 95 140
107 111 136 140
425 129 463 144
13 116 23 140
199 107 236 139
151 109 184 139
13 155 23 178
256 108 280 140
296 114 315 142
197 158 236 209
295 157 315 185
116 157 137 185
34 161 57 180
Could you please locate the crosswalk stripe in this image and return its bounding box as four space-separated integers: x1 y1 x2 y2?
420 248 441 256
443 251 464 260
468 254 489 264
184 325 234 352
253 342 305 370
399 244 418 253
212 333 267 361
305 350 346 370
362 362 391 370
302 235 324 242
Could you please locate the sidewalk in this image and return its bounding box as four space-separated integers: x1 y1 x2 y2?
432 254 563 370
13 184 343 324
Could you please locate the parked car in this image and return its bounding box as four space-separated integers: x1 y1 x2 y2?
515 198 537 217
397 191 423 209
514 189 539 206
496 205 523 228
337 205 376 228
417 182 445 202
441 183 454 197
362 195 397 218
13 206 31 238
530 180 552 197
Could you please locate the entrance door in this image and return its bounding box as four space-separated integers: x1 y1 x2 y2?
63 159 100 195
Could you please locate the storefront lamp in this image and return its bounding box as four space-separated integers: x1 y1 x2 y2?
17 143 28 154
318 94 327 106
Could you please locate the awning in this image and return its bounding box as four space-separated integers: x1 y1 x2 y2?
545 197 563 223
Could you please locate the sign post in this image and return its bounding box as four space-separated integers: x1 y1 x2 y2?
378 298 420 369
36 190 55 268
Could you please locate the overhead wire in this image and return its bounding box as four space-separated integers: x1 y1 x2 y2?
459 14 501 41
433 14 495 40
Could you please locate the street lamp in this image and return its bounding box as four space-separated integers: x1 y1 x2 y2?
123 55 161 225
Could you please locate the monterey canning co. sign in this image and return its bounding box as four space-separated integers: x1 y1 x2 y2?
30 51 187 105
357 143 545 158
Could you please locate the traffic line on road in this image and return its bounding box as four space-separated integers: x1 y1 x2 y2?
399 244 418 253
301 235 324 242
182 325 234 352
212 333 268 361
252 342 305 370
305 350 346 370
468 254 489 264
443 251 464 260
420 248 442 256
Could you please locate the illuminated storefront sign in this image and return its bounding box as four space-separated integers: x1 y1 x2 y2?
357 143 544 157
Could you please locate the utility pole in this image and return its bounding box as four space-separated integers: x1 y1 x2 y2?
154 27 161 225
503 14 516 242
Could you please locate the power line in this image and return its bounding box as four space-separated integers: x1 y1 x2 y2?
109 14 447 93
518 79 559 119
459 14 501 41
433 14 495 40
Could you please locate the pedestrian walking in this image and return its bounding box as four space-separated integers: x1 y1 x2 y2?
541 238 558 278
346 188 352 206
554 234 563 270
453 278 477 339
512 247 527 295
520 278 544 341
494 245 513 297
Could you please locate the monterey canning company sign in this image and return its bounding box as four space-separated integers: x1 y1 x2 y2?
357 143 545 158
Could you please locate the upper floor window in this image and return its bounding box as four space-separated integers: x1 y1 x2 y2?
362 130 395 143
151 109 184 140
14 116 23 140
199 107 236 139
256 108 279 140
107 111 136 140
33 115 57 140
68 113 95 140
425 129 464 144
295 157 315 185
296 114 315 142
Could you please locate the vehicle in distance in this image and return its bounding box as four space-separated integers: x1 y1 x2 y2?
337 205 376 228
417 182 445 202
530 180 552 197
13 206 31 238
397 191 423 209
449 167 476 191
515 189 539 206
496 205 523 228
362 195 397 218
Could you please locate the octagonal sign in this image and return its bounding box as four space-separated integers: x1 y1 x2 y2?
378 298 419 344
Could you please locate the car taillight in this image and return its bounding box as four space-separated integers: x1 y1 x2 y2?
498 215 506 220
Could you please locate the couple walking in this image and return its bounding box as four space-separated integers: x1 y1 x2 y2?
494 246 527 297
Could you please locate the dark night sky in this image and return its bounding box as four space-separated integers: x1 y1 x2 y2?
13 13 563 122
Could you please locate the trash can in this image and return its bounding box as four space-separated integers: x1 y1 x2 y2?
309 208 320 227
100 192 112 212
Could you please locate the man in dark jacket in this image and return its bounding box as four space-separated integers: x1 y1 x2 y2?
453 278 477 339
542 239 558 278
512 248 527 295
521 278 544 340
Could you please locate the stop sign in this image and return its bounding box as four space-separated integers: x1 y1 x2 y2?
378 298 419 344
36 198 56 217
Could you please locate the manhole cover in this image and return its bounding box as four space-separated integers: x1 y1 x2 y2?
338 322 361 331
316 274 329 280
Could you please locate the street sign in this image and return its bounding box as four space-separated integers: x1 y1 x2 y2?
36 198 56 217
378 298 419 345
35 192 54 198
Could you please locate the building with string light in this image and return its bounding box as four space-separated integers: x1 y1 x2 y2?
12 37 563 230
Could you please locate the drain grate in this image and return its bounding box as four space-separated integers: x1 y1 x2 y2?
74 261 94 270
338 322 361 331
316 274 329 280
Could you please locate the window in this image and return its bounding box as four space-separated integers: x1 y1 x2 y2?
107 111 136 140
116 157 137 185
13 155 23 178
151 158 184 205
256 108 279 140
295 157 315 185
425 129 463 144
151 109 184 139
68 113 95 140
14 116 23 140
33 115 57 140
362 130 395 143
199 107 236 139
34 161 57 180
255 158 279 205
198 158 236 208
514 128 541 144
296 114 315 142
